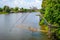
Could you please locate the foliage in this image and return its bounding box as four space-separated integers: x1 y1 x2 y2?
41 0 47 8
40 8 45 14
40 0 60 40
14 7 19 12
39 18 45 25
20 8 35 12
0 8 3 12
44 0 60 26
3 5 10 13
0 5 37 14
40 0 47 14
40 0 60 27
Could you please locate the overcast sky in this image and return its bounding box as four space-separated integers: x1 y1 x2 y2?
0 0 42 9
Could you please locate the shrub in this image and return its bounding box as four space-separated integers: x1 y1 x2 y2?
40 0 60 40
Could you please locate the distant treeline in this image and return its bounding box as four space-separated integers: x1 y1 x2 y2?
0 5 37 14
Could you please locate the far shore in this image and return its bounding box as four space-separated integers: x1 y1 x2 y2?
0 12 39 14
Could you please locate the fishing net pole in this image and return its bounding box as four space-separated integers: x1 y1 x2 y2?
9 13 29 32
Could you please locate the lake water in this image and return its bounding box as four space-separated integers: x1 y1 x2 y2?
0 12 50 40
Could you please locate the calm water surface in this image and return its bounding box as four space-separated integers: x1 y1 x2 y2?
0 12 50 40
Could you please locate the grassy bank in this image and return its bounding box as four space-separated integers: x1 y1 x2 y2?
0 12 8 14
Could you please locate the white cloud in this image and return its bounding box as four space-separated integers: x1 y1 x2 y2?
2 0 7 2
0 0 42 9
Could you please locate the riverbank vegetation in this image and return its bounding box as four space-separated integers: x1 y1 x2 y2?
40 0 60 40
0 5 38 14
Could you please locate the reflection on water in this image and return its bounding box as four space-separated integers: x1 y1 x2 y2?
0 12 50 40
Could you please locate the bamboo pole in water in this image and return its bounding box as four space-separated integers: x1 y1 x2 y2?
16 26 48 33
9 13 29 32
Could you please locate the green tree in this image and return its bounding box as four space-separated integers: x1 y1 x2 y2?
3 5 10 13
14 7 19 12
44 0 60 26
10 8 14 11
40 0 47 14
42 0 47 8
20 8 26 12
40 0 60 39
44 0 60 39
0 8 3 12
21 8 23 10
